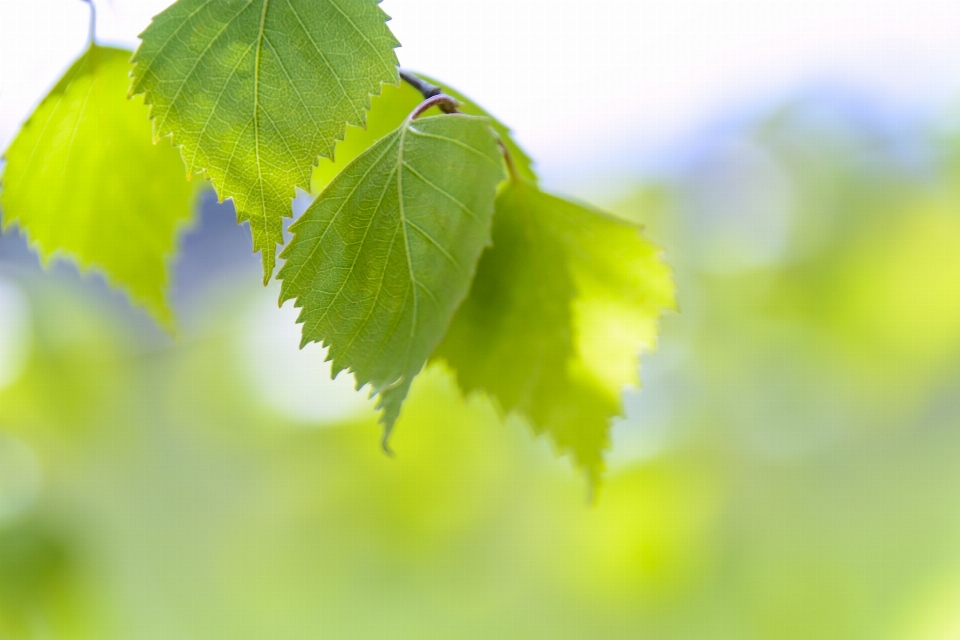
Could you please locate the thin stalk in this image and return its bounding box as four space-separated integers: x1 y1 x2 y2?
79 0 96 45
410 94 459 119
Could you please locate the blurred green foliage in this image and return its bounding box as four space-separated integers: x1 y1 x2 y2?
4 95 960 639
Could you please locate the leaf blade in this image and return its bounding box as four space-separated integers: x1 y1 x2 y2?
0 45 196 329
279 114 504 436
131 0 400 282
434 180 676 484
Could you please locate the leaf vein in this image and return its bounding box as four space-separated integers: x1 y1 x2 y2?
282 134 399 289
154 0 256 136
282 0 363 123
190 40 257 172
407 128 500 168
135 0 215 75
299 156 396 336
326 0 394 72
404 219 465 275
397 121 417 338
402 161 481 223
333 220 403 361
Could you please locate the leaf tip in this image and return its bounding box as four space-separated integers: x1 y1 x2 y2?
380 426 396 458
261 251 276 286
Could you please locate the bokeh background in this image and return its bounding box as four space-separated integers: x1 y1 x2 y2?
3 1 960 638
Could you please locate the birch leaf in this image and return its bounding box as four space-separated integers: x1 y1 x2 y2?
131 0 400 282
279 113 504 441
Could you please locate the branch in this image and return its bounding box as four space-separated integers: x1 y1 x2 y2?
399 70 442 100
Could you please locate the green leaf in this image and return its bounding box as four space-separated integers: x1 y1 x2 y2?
311 73 536 193
278 113 504 441
0 45 195 330
130 0 400 283
434 180 676 485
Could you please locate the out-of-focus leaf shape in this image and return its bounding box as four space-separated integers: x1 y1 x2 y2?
278 114 504 441
0 521 89 639
0 46 194 329
434 180 676 485
311 73 535 193
130 0 400 283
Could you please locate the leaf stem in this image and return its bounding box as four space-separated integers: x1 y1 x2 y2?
410 94 459 119
401 69 519 181
497 138 519 182
79 0 97 45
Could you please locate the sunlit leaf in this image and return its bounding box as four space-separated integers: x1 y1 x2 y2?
434 180 675 484
279 113 504 440
0 45 195 329
131 0 400 282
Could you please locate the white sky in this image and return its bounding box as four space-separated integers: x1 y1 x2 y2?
2 0 960 192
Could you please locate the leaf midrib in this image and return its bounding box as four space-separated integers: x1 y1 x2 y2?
253 0 270 262
397 116 418 340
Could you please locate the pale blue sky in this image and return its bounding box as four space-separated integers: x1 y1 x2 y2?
2 0 959 195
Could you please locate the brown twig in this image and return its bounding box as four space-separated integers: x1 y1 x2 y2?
399 70 442 100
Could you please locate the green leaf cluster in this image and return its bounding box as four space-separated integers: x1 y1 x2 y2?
1 1 675 480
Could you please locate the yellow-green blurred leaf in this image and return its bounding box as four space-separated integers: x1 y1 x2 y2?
1 46 195 329
434 180 675 484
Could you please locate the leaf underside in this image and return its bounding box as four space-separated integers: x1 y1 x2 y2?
434 180 676 485
278 114 504 439
131 0 400 283
0 45 195 329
